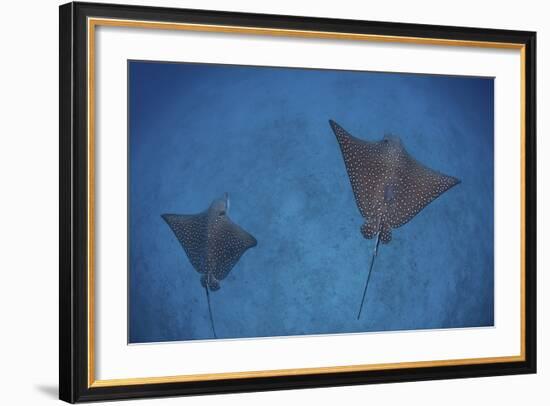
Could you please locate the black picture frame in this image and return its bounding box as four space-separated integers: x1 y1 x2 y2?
59 1 537 403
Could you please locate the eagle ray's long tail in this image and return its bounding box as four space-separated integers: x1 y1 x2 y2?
357 232 380 320
205 286 217 338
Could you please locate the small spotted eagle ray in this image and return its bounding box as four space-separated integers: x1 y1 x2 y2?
329 120 460 319
162 193 257 338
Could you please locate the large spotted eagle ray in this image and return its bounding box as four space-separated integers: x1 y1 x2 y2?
329 120 460 319
162 193 257 338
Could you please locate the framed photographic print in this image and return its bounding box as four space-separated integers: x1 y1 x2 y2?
59 1 537 403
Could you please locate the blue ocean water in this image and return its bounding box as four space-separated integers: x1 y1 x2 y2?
128 60 494 343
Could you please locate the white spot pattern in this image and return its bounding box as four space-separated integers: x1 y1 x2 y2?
329 120 460 244
162 195 257 291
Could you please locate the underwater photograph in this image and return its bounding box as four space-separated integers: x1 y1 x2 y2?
128 60 494 343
